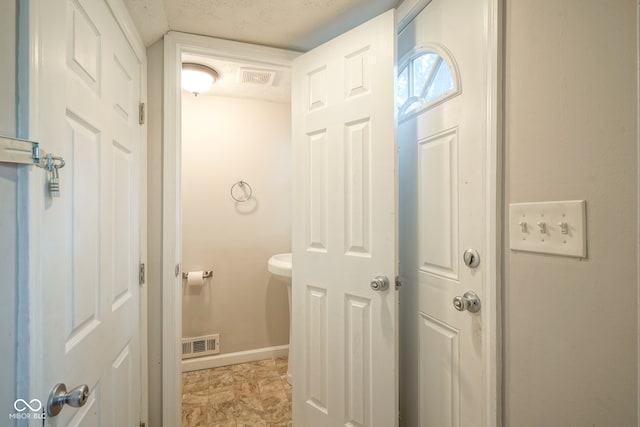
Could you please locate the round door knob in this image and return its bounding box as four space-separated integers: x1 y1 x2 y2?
452 291 481 313
370 275 389 291
47 383 90 417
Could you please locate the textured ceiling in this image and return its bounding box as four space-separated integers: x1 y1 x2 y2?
124 0 399 51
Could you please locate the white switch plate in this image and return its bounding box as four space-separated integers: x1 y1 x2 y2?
509 200 587 258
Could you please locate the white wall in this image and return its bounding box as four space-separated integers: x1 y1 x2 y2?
0 0 17 424
181 94 291 354
504 0 638 424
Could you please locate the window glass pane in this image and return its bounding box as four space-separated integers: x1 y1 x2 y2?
397 66 409 107
425 60 455 103
412 53 439 95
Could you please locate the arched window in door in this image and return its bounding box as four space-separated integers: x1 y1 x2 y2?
397 45 461 120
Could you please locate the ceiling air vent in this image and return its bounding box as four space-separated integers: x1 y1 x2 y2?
239 67 277 86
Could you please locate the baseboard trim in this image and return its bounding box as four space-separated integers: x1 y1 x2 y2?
181 344 289 372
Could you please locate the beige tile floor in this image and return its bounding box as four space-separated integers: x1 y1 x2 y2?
182 357 292 427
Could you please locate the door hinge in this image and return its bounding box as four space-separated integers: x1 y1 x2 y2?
139 263 145 286
139 102 145 125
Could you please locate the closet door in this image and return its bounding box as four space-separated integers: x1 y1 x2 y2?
29 0 144 424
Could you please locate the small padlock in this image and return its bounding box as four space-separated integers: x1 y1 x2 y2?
48 166 60 198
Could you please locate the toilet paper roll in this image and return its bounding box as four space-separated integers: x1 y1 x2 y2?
187 271 204 287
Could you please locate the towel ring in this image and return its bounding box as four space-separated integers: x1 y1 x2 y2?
231 180 253 202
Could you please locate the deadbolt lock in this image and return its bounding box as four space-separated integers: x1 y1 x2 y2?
463 248 480 268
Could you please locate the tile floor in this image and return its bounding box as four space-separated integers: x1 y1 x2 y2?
182 357 292 427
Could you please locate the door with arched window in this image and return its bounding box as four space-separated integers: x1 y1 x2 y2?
397 0 496 425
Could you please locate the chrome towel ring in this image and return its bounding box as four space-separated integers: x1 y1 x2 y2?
231 180 253 202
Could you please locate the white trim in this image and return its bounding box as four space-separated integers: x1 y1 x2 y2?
637 1 640 425
23 3 45 425
162 31 299 427
162 33 182 427
483 0 502 425
138 47 149 427
396 0 432 34
182 345 290 373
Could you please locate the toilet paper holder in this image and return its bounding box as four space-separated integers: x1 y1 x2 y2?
182 270 213 279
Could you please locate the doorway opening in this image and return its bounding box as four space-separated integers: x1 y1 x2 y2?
179 51 295 424
161 32 298 425
161 0 501 423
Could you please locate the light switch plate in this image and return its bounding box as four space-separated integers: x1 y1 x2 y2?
509 200 587 258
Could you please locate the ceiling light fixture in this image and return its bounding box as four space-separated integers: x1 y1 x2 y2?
181 63 219 96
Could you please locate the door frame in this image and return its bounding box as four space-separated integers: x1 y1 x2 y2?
161 31 298 426
161 2 502 425
19 0 148 423
637 3 640 424
482 0 503 424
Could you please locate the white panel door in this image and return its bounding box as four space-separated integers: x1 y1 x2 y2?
292 10 397 427
398 0 488 425
31 0 143 425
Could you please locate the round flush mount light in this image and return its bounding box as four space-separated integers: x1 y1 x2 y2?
181 63 219 96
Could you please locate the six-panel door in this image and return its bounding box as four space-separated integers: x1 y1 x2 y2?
291 10 398 427
35 0 143 424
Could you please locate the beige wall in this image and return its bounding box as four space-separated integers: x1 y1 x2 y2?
504 0 638 425
0 0 17 424
146 38 164 427
181 94 291 354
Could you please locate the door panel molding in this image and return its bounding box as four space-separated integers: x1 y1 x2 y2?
419 312 460 427
345 294 372 426
305 285 329 413
418 128 459 280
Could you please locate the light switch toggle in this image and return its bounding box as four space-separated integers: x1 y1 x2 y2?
558 222 569 235
509 200 586 258
537 221 547 234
